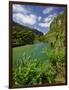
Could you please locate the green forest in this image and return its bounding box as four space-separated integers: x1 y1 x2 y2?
12 22 43 47
12 11 66 87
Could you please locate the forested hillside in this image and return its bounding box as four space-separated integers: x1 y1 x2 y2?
12 22 43 47
43 11 66 83
44 11 66 48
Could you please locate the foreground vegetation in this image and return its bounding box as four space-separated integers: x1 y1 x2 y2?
12 44 65 87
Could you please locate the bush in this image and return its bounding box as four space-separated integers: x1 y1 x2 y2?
12 53 57 87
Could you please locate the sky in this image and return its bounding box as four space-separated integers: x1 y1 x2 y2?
13 4 65 34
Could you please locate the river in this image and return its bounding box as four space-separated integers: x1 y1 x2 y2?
13 42 49 63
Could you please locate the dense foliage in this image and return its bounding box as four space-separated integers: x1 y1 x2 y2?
43 12 66 83
12 22 43 47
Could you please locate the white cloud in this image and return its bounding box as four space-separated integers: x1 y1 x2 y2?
44 17 52 22
38 16 42 21
13 13 37 25
44 14 54 22
43 7 54 14
13 4 30 14
39 22 51 28
39 15 54 28
13 4 43 26
39 13 57 28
